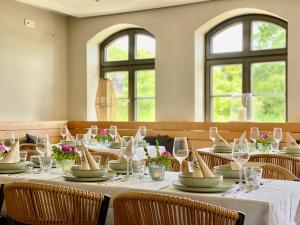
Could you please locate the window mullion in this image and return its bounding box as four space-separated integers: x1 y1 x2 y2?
243 18 251 54
243 60 251 93
128 69 135 121
129 31 135 63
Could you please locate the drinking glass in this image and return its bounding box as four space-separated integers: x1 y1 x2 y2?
122 138 135 177
76 134 87 160
232 138 250 187
209 127 218 142
273 128 282 151
122 136 133 148
139 126 147 140
3 131 16 151
39 155 52 172
36 135 49 156
109 125 117 141
90 125 98 139
20 151 28 162
60 126 68 140
250 127 260 143
173 137 189 173
243 167 262 190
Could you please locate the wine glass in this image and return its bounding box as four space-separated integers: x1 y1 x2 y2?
122 137 135 178
209 127 218 142
232 138 250 187
90 125 98 139
273 128 282 152
250 127 260 143
109 125 117 141
76 134 87 160
3 131 16 151
173 137 189 173
139 126 146 140
60 126 68 140
36 135 49 156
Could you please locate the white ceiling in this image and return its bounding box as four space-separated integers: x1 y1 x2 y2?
16 0 212 18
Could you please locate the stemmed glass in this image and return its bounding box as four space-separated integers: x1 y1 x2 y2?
273 128 282 152
76 134 87 162
173 137 189 174
121 137 135 178
109 126 117 141
250 127 260 143
90 125 98 139
232 138 250 187
3 131 16 151
139 126 147 140
60 126 68 140
209 127 218 142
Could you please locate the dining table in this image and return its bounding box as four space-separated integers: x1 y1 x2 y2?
0 169 299 225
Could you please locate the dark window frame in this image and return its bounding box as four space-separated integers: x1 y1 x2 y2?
205 14 288 122
100 28 155 121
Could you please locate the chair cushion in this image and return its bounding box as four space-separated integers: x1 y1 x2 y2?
26 133 37 144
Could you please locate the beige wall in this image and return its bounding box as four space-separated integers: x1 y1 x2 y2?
0 0 68 121
67 0 300 122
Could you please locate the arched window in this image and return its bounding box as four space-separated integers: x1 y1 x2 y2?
205 15 287 122
100 28 155 121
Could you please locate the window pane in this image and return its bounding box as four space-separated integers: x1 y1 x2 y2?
105 71 128 98
253 96 285 122
136 70 155 97
135 34 155 59
212 97 241 122
251 61 286 94
115 99 129 121
211 23 243 54
212 64 242 95
136 99 155 121
251 21 286 50
105 35 129 62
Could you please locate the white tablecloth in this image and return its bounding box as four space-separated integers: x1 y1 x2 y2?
0 170 299 225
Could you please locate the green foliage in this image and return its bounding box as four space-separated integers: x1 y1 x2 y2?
52 145 79 161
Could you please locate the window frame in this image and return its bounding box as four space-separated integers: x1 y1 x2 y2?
205 14 288 122
100 28 155 121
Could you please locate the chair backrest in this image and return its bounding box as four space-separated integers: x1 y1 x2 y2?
197 151 233 169
113 192 245 225
4 182 110 225
261 163 298 180
249 154 300 178
89 150 119 165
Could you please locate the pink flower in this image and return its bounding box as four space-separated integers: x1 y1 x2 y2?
161 151 171 156
260 134 269 139
0 144 7 154
61 145 74 152
101 128 108 135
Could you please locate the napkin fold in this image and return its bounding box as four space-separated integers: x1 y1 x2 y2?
65 127 75 141
214 133 230 147
118 155 128 163
240 131 246 139
192 149 214 178
0 140 20 163
115 133 122 143
79 141 99 170
123 140 134 157
286 133 300 150
134 130 141 141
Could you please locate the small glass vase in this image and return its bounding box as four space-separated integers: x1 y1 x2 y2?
257 143 271 153
149 163 166 181
56 159 75 173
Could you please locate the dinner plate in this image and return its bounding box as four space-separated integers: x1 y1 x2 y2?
0 167 32 174
172 180 233 193
32 163 56 168
280 152 300 157
62 173 116 182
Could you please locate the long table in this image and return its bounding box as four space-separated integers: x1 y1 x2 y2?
0 169 299 225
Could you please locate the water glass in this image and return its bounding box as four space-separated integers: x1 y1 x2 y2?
273 128 282 151
250 127 260 143
3 131 16 151
173 137 189 173
243 167 262 190
209 127 218 142
60 126 68 140
39 156 53 172
134 159 146 179
20 151 28 162
36 135 49 156
109 125 117 141
91 125 98 139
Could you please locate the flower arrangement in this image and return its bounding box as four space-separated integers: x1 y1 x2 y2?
0 144 8 158
52 144 79 161
256 133 272 150
96 128 112 144
144 140 173 168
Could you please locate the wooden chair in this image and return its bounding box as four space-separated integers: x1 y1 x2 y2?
19 143 36 151
197 151 233 169
89 150 119 165
249 154 300 178
261 163 297 180
4 182 110 225
114 192 245 225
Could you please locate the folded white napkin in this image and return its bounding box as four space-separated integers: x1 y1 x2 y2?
65 127 75 141
115 133 122 143
230 162 265 170
214 133 230 147
123 140 134 157
79 141 99 170
0 140 20 163
192 149 214 178
240 131 246 139
286 133 300 150
134 130 141 141
118 155 128 163
86 128 92 138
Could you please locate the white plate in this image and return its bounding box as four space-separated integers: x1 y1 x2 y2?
172 180 233 193
0 167 32 174
62 173 116 182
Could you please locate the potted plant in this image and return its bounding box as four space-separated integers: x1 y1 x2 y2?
144 140 173 181
52 145 79 172
256 133 273 152
96 128 112 145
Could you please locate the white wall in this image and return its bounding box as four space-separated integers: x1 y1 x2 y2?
0 0 68 121
67 0 300 122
